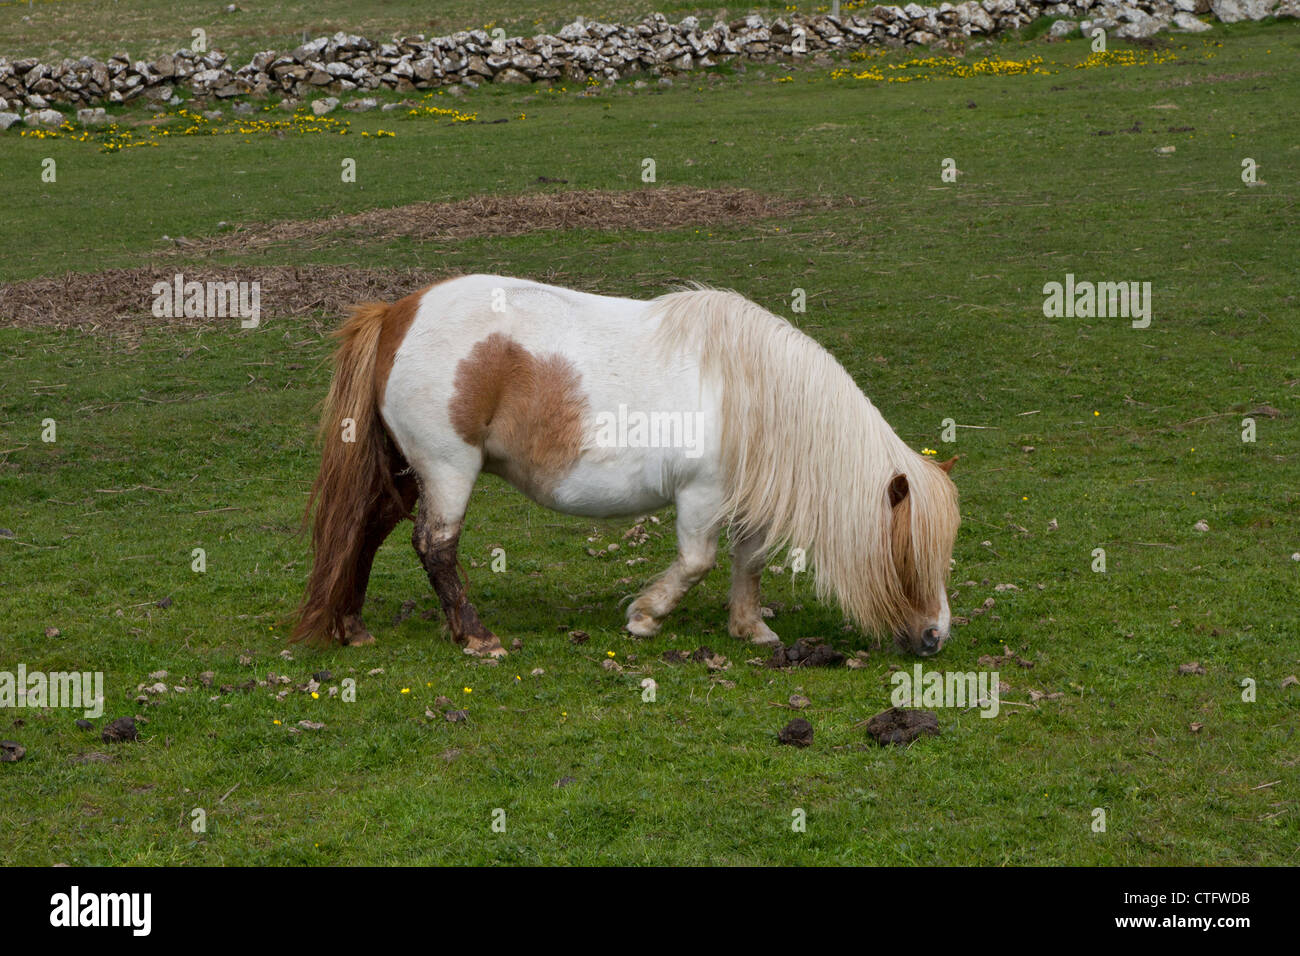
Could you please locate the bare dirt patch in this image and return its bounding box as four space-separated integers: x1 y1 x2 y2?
0 265 452 331
155 186 831 257
3 187 841 330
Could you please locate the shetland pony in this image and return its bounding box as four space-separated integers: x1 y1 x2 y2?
293 275 960 658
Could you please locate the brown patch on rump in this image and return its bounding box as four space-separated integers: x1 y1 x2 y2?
372 282 448 407
449 333 588 496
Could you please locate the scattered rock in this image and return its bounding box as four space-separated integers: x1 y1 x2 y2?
1178 661 1207 675
74 719 94 731
766 638 844 668
788 694 811 710
689 646 730 670
101 717 138 743
0 741 25 762
777 718 814 748
978 645 1035 669
23 109 64 129
1210 0 1281 22
863 707 940 746
1172 11 1213 29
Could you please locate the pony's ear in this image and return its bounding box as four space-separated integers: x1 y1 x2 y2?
938 455 960 475
888 473 909 508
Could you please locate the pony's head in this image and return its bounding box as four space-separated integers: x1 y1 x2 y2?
888 455 960 657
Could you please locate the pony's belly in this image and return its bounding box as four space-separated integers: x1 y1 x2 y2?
534 460 673 518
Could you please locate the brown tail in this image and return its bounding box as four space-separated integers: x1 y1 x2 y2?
293 302 409 645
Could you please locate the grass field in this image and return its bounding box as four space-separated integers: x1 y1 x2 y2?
1 14 1297 865
4 0 806 62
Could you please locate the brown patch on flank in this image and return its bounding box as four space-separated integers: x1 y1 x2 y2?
152 187 838 258
449 333 588 497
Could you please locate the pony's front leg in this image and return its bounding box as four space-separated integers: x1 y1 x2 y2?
727 529 781 647
411 471 507 658
626 489 720 637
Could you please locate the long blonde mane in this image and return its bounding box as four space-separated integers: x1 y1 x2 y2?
651 289 960 636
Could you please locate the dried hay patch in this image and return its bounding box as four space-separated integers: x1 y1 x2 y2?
154 186 834 256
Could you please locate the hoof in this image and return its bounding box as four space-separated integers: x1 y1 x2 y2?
730 619 781 647
626 612 661 638
342 618 376 646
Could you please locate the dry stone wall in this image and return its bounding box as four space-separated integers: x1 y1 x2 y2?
1 1 1295 130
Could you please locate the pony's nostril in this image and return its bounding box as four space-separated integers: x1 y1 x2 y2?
921 627 942 652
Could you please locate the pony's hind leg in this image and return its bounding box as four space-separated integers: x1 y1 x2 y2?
410 464 506 658
340 468 419 646
626 487 720 637
727 529 781 647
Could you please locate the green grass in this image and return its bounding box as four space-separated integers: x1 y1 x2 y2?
2 0 809 62
1 21 1297 865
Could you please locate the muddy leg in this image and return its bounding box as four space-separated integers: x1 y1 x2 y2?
626 487 721 637
411 482 505 658
727 528 780 647
340 469 418 646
